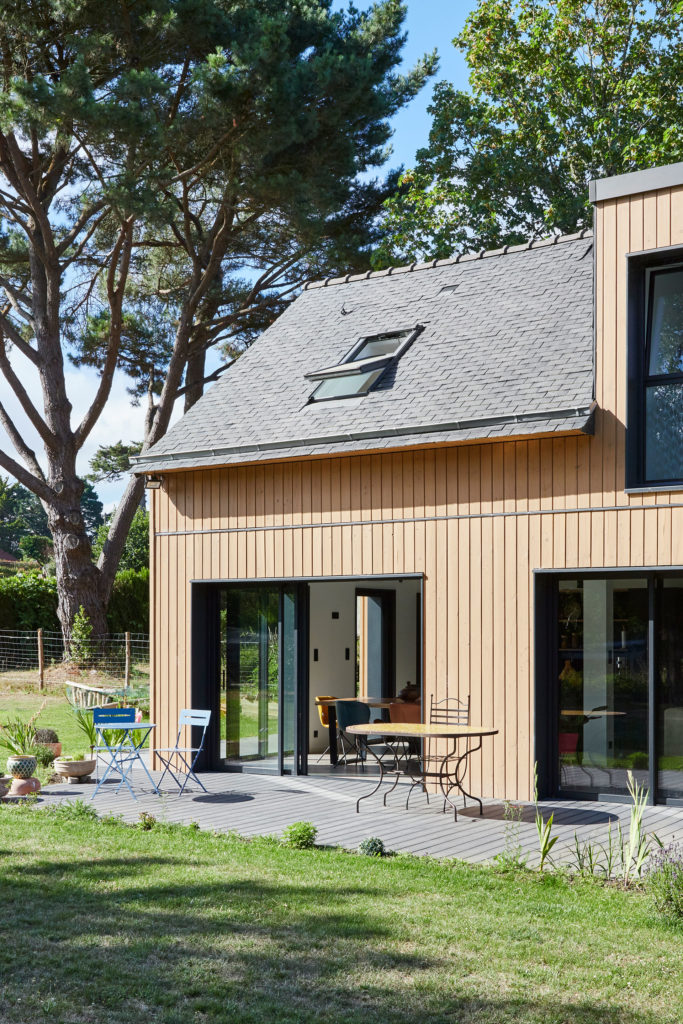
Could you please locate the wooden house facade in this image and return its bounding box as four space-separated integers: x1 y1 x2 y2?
136 162 683 804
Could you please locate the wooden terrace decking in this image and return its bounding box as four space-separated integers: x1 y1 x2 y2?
35 764 683 868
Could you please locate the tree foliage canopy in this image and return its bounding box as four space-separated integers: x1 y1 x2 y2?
0 0 433 633
374 0 683 264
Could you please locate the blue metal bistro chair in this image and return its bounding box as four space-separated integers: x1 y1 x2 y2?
154 709 212 795
92 705 136 780
92 706 151 799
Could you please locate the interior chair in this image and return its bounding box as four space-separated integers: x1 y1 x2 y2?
335 700 381 767
389 700 421 763
154 709 212 795
314 695 337 763
559 731 580 787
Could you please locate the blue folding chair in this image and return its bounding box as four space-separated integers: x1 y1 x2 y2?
154 709 211 795
92 707 137 798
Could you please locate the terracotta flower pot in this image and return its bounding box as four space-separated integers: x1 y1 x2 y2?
7 754 37 779
44 742 62 758
7 776 41 797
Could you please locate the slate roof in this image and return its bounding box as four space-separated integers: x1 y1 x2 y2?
132 231 595 474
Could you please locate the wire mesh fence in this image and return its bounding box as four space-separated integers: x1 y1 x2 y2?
0 629 149 696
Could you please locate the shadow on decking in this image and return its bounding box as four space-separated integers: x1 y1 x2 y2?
190 791 255 804
459 802 619 826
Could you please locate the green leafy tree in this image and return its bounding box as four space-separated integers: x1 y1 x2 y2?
375 0 683 264
93 507 149 572
0 0 434 636
88 443 143 484
0 477 102 554
18 535 53 564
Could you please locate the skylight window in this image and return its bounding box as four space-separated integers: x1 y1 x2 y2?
306 328 418 402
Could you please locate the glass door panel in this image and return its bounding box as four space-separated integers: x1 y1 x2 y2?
657 578 683 801
557 578 649 796
221 587 280 768
280 587 297 774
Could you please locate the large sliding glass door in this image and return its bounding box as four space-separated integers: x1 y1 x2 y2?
543 571 683 803
219 583 306 774
657 577 683 800
556 577 649 797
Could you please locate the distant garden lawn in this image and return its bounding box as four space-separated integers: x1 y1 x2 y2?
1 805 682 1024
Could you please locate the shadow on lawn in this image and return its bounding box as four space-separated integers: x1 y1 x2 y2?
0 851 672 1024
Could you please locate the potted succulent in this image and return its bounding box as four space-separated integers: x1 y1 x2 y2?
53 752 97 783
35 727 61 758
0 717 41 796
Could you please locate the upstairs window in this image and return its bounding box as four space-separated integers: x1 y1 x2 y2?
305 328 418 402
643 267 683 483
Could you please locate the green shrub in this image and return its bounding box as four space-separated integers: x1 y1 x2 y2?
358 836 387 857
69 606 94 665
107 568 149 634
647 842 683 918
281 821 318 850
34 743 56 767
0 571 58 631
35 728 59 744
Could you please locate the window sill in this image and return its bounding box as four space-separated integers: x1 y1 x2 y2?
625 483 683 495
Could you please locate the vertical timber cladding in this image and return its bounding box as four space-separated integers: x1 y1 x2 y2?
149 185 683 801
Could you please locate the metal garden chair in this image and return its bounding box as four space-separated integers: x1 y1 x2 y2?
91 706 159 799
154 709 212 794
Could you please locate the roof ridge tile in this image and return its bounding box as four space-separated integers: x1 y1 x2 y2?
303 229 593 290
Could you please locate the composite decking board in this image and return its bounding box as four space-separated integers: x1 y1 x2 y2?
37 772 682 869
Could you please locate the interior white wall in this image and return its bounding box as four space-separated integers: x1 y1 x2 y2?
307 577 421 754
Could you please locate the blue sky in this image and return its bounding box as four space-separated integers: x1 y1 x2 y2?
1 1 479 510
364 0 478 172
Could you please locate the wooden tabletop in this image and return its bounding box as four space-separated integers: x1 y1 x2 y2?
315 697 395 708
346 722 498 740
560 710 626 717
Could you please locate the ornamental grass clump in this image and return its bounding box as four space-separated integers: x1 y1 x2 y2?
647 842 683 919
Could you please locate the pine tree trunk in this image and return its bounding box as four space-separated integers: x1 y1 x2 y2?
183 347 206 412
46 478 108 639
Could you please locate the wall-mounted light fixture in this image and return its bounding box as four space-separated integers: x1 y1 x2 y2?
145 474 163 489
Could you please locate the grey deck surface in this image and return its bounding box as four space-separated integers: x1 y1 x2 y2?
36 763 683 869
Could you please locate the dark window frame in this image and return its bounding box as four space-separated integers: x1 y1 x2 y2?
306 325 422 403
627 248 683 488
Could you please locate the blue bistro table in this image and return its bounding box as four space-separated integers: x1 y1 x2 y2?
91 708 158 800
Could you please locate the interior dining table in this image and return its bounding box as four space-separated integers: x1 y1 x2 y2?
315 696 397 766
346 721 498 820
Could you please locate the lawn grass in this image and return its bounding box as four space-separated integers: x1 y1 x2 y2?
1 804 681 1024
0 692 84 754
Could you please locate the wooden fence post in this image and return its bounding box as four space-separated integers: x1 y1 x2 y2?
125 631 131 690
37 628 44 691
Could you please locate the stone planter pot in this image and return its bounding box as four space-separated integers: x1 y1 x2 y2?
7 754 37 779
53 758 96 783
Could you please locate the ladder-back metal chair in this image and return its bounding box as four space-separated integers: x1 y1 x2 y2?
154 709 212 794
423 695 471 809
